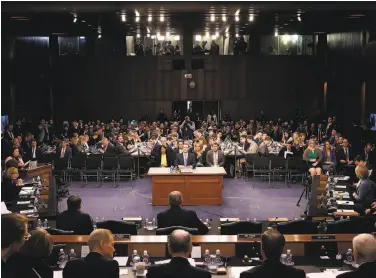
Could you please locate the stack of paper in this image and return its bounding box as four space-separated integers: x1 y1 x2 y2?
154 258 196 267
230 267 255 278
114 257 129 266
307 269 350 278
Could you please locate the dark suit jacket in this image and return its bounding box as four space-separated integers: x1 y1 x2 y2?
115 143 131 156
63 252 119 278
336 261 376 278
157 206 208 235
146 256 211 278
5 252 53 278
278 146 297 158
240 260 306 278
25 147 42 162
97 143 115 154
56 210 94 235
353 179 376 210
175 153 196 168
1 177 22 202
56 146 72 160
206 150 225 167
336 147 355 163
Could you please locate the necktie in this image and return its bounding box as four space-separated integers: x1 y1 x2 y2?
184 154 187 166
345 149 349 161
61 148 65 158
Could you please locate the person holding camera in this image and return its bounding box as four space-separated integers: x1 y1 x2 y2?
180 116 195 140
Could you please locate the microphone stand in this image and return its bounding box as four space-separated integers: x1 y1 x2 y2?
137 146 141 179
234 142 238 179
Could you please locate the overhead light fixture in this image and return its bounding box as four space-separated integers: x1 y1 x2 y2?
215 31 219 37
166 31 170 37
249 14 254 21
151 35 156 39
274 30 279 37
175 35 180 41
282 35 291 45
297 14 301 21
135 16 140 22
73 17 77 23
210 14 215 22
148 15 152 22
135 10 140 17
121 14 126 22
136 34 140 38
292 34 299 43
212 35 217 40
235 34 239 38
205 31 209 38
235 15 239 22
98 34 102 39
160 15 165 22
79 36 85 39
147 34 150 38
195 35 202 41
222 15 226 22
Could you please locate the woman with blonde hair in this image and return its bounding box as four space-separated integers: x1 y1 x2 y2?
193 143 205 166
6 229 54 278
303 140 323 176
1 167 24 202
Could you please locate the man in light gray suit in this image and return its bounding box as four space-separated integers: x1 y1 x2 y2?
206 142 225 167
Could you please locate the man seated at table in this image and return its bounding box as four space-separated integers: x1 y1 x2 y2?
63 229 119 278
206 142 225 167
175 143 196 168
97 137 115 154
157 191 208 235
56 195 94 235
240 229 305 278
147 229 211 278
336 234 376 278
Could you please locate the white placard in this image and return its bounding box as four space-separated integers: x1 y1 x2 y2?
191 246 201 259
114 256 129 266
230 267 255 278
81 246 90 258
53 271 63 278
154 258 195 267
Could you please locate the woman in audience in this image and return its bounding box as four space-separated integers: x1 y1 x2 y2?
5 148 25 169
282 131 293 145
158 145 172 167
6 229 54 278
322 141 337 172
198 136 207 151
303 139 323 176
1 167 24 202
193 143 205 167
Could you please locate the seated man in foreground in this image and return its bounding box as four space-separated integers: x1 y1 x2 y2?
146 229 211 278
337 233 376 278
63 229 119 278
240 229 305 278
175 143 196 168
157 191 209 235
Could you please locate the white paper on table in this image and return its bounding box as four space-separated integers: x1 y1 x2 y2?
53 271 63 278
114 256 129 266
119 269 129 275
307 270 350 278
191 246 201 258
1 202 11 214
17 201 31 205
337 201 354 205
338 209 355 212
154 258 196 267
81 246 90 258
230 267 255 278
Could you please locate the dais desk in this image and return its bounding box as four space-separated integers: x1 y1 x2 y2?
147 167 226 206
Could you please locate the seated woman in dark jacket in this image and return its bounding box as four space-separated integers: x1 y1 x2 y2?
322 141 337 172
156 145 174 167
5 148 25 169
1 167 23 202
193 142 205 167
6 229 54 278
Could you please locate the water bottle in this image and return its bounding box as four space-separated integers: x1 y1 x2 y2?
36 188 40 200
37 219 42 229
203 249 210 266
145 218 149 229
280 254 287 265
152 218 157 229
345 249 354 265
285 249 294 265
131 250 140 266
215 249 222 266
246 218 250 222
142 250 150 266
58 249 67 269
69 249 77 260
208 254 217 270
93 217 98 229
253 218 257 222
37 175 41 183
43 219 48 229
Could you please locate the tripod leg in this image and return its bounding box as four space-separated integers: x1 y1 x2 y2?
296 186 306 206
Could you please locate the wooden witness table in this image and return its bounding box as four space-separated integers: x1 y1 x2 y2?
147 167 227 206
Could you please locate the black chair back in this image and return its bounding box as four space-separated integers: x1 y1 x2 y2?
70 154 86 169
326 217 376 234
97 220 138 235
156 226 199 235
102 156 118 170
220 221 262 235
270 156 287 169
245 154 258 165
276 220 318 234
119 156 135 169
253 156 270 169
54 158 69 169
86 156 102 170
46 228 74 235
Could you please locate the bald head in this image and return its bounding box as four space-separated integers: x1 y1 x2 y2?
168 191 182 207
261 229 286 261
88 229 113 252
168 229 192 256
353 233 376 264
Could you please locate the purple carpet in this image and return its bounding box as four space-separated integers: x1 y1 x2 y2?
58 178 309 221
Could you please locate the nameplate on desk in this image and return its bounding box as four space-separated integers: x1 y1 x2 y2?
238 234 261 240
113 234 131 240
310 235 336 241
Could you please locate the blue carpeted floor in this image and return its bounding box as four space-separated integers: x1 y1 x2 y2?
58 178 309 221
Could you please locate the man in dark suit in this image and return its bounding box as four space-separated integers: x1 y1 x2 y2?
206 142 225 167
24 139 42 162
114 135 131 156
63 229 119 278
352 166 376 214
147 229 211 278
97 137 115 154
149 135 161 167
157 191 209 235
21 132 33 155
336 138 355 176
56 195 94 235
337 234 376 278
175 143 196 168
4 124 15 141
160 136 176 163
55 140 72 160
240 229 305 278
